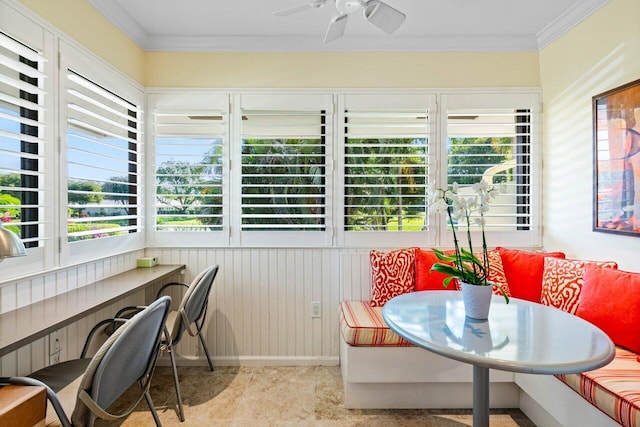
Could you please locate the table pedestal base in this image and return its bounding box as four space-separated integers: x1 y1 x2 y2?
473 365 489 427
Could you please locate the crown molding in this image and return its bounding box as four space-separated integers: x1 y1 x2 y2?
536 0 610 50
141 34 539 53
87 0 152 47
88 0 609 53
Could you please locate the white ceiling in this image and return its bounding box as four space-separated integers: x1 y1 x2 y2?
86 0 609 52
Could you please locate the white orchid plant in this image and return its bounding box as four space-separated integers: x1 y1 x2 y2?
428 180 509 303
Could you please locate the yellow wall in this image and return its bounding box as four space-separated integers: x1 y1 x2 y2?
15 1 539 88
540 0 640 269
18 0 145 83
25 0 640 266
144 51 539 88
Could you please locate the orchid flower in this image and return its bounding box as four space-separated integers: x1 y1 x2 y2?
427 180 509 303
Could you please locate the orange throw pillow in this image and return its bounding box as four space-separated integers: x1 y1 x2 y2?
370 248 416 307
415 249 451 291
541 258 618 314
577 265 640 353
496 247 565 302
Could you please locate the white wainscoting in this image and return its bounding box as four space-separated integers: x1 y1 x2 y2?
340 251 373 301
0 248 377 376
0 250 146 377
146 248 351 367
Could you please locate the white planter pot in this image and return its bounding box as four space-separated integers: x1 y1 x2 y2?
461 281 493 320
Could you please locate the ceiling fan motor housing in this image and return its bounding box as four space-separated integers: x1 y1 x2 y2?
335 0 363 14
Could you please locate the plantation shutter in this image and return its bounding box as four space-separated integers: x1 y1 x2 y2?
237 93 332 247
442 92 540 246
152 94 227 235
65 70 142 241
340 93 436 247
0 31 48 249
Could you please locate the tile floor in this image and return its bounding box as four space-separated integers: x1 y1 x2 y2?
106 365 535 426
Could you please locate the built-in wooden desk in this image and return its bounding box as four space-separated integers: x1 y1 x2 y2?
0 264 185 357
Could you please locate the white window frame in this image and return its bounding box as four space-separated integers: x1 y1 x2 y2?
336 92 438 248
58 40 145 266
145 89 541 250
437 90 542 249
231 92 334 248
146 90 230 247
0 4 56 280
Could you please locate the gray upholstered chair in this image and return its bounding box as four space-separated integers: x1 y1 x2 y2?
116 264 219 422
0 295 171 427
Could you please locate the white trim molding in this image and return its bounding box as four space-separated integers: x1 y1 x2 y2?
536 0 611 50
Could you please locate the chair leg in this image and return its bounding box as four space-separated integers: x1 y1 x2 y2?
197 330 214 372
144 389 163 427
168 346 185 422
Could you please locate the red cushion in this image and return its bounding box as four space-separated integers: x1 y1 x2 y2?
541 257 618 314
370 248 416 307
577 266 640 353
496 247 565 302
415 249 451 291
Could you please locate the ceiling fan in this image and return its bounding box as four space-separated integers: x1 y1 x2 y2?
274 0 406 43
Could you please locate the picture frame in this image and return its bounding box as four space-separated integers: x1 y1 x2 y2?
593 78 640 236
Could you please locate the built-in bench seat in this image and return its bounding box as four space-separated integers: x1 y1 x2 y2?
339 247 640 426
340 300 412 347
557 347 640 426
516 348 640 427
340 299 640 426
338 300 519 410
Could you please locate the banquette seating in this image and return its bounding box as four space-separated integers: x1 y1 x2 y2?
339 247 640 427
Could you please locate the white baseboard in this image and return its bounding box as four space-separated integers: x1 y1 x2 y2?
157 355 340 367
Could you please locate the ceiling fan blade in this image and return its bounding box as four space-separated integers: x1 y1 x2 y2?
363 0 406 34
273 4 314 16
274 0 327 16
324 13 349 43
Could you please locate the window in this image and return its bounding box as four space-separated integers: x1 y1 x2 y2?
338 94 436 247
149 92 228 246
440 93 540 247
147 90 540 249
65 70 141 242
235 94 333 247
0 31 47 250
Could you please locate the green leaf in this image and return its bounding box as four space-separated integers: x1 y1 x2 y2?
430 263 463 278
431 248 461 263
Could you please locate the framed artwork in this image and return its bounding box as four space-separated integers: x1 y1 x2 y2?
593 78 640 236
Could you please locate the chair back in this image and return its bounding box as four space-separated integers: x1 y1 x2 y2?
70 296 171 425
171 265 219 343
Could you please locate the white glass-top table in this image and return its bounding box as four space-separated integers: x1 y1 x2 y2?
382 291 615 427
